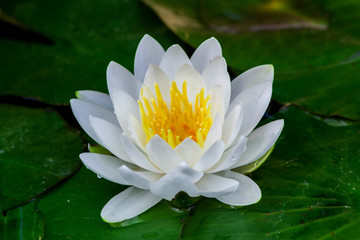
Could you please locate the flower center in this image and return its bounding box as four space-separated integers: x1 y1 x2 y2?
138 81 213 148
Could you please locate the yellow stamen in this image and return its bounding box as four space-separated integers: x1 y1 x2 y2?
138 81 213 148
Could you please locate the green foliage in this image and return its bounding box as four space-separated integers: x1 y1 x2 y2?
2 201 45 240
274 62 360 120
34 167 186 239
0 0 178 103
0 104 83 211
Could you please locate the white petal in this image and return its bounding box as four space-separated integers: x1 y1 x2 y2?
196 174 238 198
80 153 130 185
159 44 192 80
190 37 222 73
76 90 113 111
112 88 140 138
173 64 206 104
101 187 162 223
229 82 272 136
193 140 225 172
139 85 155 107
222 104 243 148
231 65 274 102
70 99 118 144
118 165 162 190
174 138 203 167
120 133 162 173
216 171 261 206
207 136 247 173
151 162 203 200
128 114 146 148
203 114 222 152
89 116 131 163
134 34 165 82
143 64 172 104
232 120 284 168
208 85 225 121
145 135 182 173
107 61 142 100
202 56 230 111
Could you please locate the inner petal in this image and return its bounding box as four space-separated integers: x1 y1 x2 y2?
138 81 213 148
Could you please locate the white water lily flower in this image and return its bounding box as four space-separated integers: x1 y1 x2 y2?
71 35 284 223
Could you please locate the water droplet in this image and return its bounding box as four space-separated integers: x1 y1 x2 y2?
67 199 70 203
97 175 102 179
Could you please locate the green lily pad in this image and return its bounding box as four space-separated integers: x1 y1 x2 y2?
181 106 360 239
0 8 53 44
274 62 360 120
35 167 188 239
0 0 179 103
0 104 83 211
142 0 360 72
1 201 45 240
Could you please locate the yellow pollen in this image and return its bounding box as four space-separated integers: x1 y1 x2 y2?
138 81 213 148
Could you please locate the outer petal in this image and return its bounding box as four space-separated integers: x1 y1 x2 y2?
196 174 238 198
231 65 274 102
89 116 131 163
80 153 130 185
143 64 172 104
118 165 162 190
112 88 140 138
222 104 243 149
107 61 142 100
173 64 206 104
145 135 182 173
201 56 230 110
151 162 203 200
232 120 284 168
229 82 272 136
120 133 162 173
159 44 193 80
174 138 203 167
216 171 261 206
190 37 222 73
70 99 118 144
134 34 165 81
207 136 247 173
76 90 113 111
193 140 225 172
101 187 162 223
